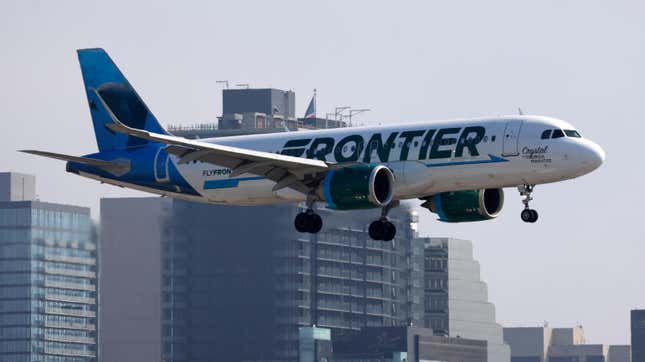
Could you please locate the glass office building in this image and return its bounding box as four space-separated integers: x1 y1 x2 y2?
159 201 423 361
633 309 645 362
0 201 97 361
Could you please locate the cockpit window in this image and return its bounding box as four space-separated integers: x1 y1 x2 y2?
564 130 581 138
552 129 565 139
541 130 552 139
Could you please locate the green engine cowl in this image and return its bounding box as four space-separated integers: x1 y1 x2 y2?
421 188 504 222
319 164 395 210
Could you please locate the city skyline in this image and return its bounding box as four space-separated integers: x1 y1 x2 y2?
1 0 643 345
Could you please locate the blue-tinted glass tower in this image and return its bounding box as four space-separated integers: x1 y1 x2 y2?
0 188 97 362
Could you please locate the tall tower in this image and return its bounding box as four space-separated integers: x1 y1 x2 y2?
0 173 97 361
633 309 645 362
420 237 510 362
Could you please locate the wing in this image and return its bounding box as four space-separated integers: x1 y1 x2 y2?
92 89 329 194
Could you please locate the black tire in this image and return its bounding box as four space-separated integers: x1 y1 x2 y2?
310 213 323 233
521 209 533 223
382 221 396 241
529 209 539 223
369 220 385 240
294 212 311 233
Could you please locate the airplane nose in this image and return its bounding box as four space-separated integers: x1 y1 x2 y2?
580 140 605 171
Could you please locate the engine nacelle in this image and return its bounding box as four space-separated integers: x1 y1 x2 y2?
319 164 395 210
421 188 504 222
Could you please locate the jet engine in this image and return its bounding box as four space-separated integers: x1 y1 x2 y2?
421 188 504 222
318 164 394 210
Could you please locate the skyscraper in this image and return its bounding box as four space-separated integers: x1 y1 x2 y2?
162 201 422 361
421 237 510 362
99 197 423 361
99 197 170 362
632 309 645 362
0 173 97 361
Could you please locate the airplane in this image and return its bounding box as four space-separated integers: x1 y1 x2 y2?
22 48 605 241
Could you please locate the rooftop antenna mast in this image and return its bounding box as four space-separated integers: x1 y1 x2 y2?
348 108 371 127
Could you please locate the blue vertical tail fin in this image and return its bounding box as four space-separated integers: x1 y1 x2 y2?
77 48 167 152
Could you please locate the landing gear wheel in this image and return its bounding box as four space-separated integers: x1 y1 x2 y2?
518 185 539 223
294 212 323 234
529 209 538 223
369 220 386 240
520 209 539 223
310 213 323 233
294 212 311 233
369 201 399 241
369 220 396 241
382 221 396 241
521 209 533 223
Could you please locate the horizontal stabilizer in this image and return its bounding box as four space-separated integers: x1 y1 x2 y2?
20 150 130 176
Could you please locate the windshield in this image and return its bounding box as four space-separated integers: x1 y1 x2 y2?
564 130 582 138
541 130 552 139
552 129 565 138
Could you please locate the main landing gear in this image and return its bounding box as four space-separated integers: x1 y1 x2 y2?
294 210 323 234
294 194 323 234
368 201 399 241
518 184 539 223
293 197 400 241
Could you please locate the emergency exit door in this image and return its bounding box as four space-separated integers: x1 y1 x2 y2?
502 120 524 156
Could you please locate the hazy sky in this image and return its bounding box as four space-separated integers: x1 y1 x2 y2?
1 0 643 345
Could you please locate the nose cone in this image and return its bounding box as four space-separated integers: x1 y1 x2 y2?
579 139 605 173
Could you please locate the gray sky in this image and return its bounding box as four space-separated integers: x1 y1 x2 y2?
1 0 643 345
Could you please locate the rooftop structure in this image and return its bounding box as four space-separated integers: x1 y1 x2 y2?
503 325 631 362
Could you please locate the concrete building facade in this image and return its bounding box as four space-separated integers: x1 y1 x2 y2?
220 88 297 131
332 326 488 362
0 172 35 202
99 198 170 362
0 174 97 361
421 237 511 362
503 326 631 362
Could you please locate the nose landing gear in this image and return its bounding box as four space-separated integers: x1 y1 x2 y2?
518 184 539 223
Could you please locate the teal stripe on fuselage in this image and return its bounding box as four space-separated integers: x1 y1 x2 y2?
203 176 265 189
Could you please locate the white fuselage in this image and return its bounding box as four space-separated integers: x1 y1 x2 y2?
154 115 604 206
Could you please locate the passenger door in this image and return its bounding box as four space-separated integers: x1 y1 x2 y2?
502 120 524 156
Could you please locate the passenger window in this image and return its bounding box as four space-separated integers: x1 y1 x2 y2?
491 135 496 142
552 129 565 139
541 130 552 139
564 130 581 138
